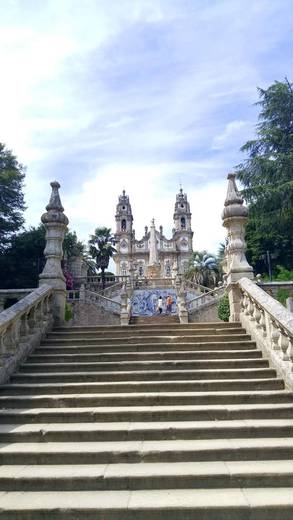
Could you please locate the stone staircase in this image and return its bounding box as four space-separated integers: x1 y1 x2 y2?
0 322 292 518
130 315 179 325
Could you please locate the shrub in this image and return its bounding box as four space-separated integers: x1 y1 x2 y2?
65 303 73 322
277 288 293 307
218 293 230 322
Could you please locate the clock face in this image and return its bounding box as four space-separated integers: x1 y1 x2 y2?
180 237 189 250
120 239 128 251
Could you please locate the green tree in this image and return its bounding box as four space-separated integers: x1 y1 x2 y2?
0 225 46 289
0 143 26 251
0 226 85 289
236 79 293 273
63 230 84 260
88 227 116 289
185 250 220 288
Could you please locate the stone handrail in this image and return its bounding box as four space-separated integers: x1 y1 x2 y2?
238 277 293 389
134 277 175 289
0 285 53 384
0 289 35 312
67 289 121 316
186 285 225 313
184 280 212 294
97 281 124 297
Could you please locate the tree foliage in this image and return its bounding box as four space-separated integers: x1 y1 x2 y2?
63 230 84 259
0 143 26 251
0 225 84 289
185 250 220 288
88 227 116 289
0 225 46 289
236 79 293 272
218 293 230 322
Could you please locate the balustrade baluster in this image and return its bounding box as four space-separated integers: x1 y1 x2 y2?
270 320 281 351
279 330 289 361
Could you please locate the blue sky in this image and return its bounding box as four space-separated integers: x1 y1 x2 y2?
0 0 292 253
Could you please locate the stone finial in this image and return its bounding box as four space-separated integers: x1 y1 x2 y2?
41 182 69 226
39 181 69 325
222 173 248 220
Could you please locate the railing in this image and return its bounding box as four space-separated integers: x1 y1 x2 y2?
186 286 225 313
0 289 35 312
96 281 124 297
0 285 53 384
74 275 129 289
67 289 121 316
183 280 212 294
133 277 175 289
238 277 293 388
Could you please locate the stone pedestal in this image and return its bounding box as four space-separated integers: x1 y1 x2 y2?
147 264 161 279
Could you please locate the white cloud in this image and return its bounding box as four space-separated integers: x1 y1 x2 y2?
1 0 292 268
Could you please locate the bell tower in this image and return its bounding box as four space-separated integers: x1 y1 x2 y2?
114 190 133 276
173 188 193 273
173 188 192 232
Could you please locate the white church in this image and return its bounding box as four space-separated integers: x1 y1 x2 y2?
113 188 194 278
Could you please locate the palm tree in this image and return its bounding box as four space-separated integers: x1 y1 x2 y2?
88 227 116 289
185 250 219 288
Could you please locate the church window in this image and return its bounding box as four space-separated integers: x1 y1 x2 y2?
165 263 171 277
181 217 186 229
121 219 126 231
138 266 144 276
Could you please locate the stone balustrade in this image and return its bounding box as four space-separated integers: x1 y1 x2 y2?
67 288 122 316
0 289 35 312
183 280 212 294
186 285 225 313
0 285 53 384
238 277 293 389
258 281 293 299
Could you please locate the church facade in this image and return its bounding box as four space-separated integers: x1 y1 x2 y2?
113 189 194 278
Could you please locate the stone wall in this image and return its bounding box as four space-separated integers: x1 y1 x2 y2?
68 301 120 327
188 301 222 323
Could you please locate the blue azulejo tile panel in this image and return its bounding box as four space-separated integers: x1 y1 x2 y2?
131 289 177 316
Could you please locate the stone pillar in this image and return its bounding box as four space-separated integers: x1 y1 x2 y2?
39 181 69 326
222 173 254 321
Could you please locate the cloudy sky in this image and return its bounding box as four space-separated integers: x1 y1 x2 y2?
0 0 292 254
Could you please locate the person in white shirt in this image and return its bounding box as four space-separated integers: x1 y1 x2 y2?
157 296 163 314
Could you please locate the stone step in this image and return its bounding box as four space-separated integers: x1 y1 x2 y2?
1 487 293 520
1 419 293 443
42 334 251 345
0 460 293 491
1 389 292 409
13 367 277 382
130 315 180 324
55 322 242 331
0 402 292 423
4 377 285 394
1 438 293 464
48 327 245 339
29 348 263 362
19 358 270 372
35 340 257 353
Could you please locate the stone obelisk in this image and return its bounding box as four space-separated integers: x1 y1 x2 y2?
147 218 161 279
